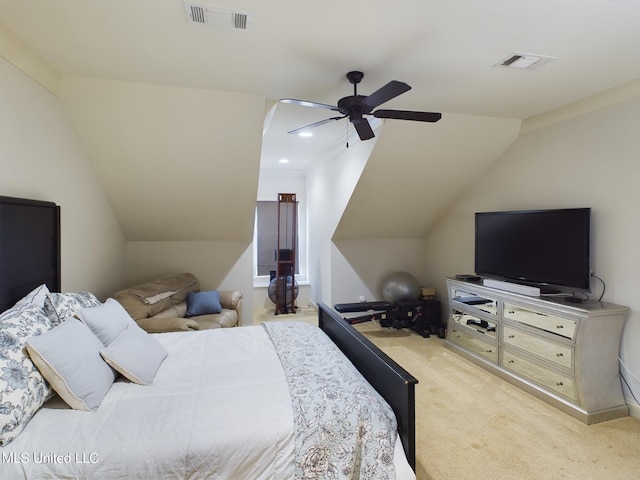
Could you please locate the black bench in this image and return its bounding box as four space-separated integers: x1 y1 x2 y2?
334 299 443 338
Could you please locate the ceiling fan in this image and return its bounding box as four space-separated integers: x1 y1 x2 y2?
281 71 441 141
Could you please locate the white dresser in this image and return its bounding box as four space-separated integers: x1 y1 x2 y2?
445 278 629 424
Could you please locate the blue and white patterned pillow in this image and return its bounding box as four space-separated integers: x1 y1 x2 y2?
0 304 54 446
44 292 102 327
13 284 51 310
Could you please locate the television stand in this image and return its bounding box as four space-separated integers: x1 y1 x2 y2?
539 286 561 295
564 295 584 303
445 277 629 424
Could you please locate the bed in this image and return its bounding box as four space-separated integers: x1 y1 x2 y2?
0 195 418 479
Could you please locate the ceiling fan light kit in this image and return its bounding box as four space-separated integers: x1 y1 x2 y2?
282 71 442 141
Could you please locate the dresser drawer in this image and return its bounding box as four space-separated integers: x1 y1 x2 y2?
502 349 577 401
502 325 573 370
503 303 577 339
451 310 497 339
450 287 498 317
449 327 498 363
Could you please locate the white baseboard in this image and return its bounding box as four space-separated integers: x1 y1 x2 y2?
627 400 640 419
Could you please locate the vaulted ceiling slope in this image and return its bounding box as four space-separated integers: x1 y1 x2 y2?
59 76 265 242
334 115 522 240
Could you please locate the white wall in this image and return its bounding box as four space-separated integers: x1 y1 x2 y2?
422 96 640 407
331 238 426 305
307 132 442 308
257 170 306 202
306 138 376 307
0 57 126 298
56 76 266 321
124 241 254 325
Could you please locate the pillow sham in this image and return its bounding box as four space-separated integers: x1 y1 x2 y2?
26 319 115 412
0 304 54 445
13 284 50 310
44 291 102 327
101 326 168 385
186 290 222 317
76 298 134 347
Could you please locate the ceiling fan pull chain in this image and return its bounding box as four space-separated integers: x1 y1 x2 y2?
346 121 349 148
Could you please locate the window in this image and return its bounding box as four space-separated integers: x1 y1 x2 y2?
254 200 306 284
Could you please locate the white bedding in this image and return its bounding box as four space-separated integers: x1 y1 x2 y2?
1 325 414 479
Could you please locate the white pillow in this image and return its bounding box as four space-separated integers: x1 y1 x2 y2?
101 326 168 385
76 298 134 347
26 319 115 411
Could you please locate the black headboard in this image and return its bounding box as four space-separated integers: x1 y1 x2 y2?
0 195 60 312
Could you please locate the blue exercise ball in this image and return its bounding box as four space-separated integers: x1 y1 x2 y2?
381 271 421 302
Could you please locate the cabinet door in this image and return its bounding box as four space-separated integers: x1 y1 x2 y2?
503 303 577 339
502 349 577 401
502 325 573 370
449 327 498 363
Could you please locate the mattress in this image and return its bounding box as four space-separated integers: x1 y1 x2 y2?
1 323 414 479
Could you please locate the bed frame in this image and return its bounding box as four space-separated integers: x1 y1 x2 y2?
318 303 418 470
0 195 61 312
0 195 418 471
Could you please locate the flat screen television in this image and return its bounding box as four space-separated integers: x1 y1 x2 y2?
475 208 591 291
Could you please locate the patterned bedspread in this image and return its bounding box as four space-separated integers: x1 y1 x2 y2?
263 321 397 480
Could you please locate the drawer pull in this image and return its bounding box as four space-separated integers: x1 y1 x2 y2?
507 359 515 364
556 353 564 357
486 349 493 353
508 335 515 339
556 325 564 329
556 381 564 386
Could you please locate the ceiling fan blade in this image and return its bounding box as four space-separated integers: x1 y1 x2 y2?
360 81 411 110
287 116 346 135
373 109 442 122
351 117 375 141
280 98 340 112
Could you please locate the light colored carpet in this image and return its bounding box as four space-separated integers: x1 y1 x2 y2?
254 310 640 479
252 305 318 326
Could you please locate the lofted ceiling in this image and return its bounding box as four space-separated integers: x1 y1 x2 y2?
1 0 639 241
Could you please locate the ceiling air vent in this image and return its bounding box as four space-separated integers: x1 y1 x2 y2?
183 1 252 30
496 52 556 70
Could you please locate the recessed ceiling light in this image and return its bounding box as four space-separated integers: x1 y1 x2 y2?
298 132 313 137
278 158 289 164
